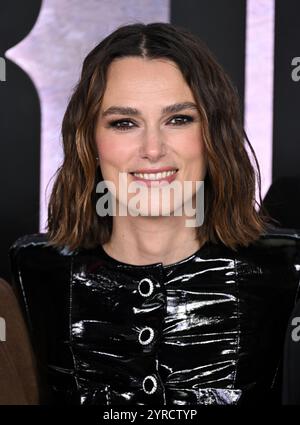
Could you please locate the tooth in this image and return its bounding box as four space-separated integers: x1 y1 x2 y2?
132 169 177 179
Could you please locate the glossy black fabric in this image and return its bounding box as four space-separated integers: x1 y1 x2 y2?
8 229 300 405
282 298 300 404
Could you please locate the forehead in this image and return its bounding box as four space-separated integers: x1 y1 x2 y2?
102 57 193 101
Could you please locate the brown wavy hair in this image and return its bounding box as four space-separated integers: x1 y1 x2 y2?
46 21 274 252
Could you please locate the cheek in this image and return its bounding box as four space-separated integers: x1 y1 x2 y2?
179 131 206 161
96 133 131 168
180 133 207 179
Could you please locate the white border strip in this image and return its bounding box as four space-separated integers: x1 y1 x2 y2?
244 0 275 202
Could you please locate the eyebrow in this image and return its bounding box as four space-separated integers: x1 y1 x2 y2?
101 102 199 118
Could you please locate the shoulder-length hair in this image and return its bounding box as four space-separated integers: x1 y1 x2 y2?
47 21 274 252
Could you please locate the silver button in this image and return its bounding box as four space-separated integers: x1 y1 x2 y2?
138 278 154 297
138 326 155 345
204 395 214 405
142 375 158 394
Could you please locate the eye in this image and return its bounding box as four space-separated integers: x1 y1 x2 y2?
108 119 136 131
107 114 194 132
168 115 194 126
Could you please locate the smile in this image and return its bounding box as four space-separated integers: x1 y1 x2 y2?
129 169 179 185
131 170 178 180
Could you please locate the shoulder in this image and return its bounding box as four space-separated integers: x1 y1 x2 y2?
9 233 75 259
8 233 102 289
8 234 78 298
252 225 300 248
201 226 300 302
238 226 300 265
233 226 300 298
204 226 300 269
8 234 77 333
8 233 80 271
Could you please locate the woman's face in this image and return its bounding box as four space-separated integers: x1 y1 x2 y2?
94 56 207 218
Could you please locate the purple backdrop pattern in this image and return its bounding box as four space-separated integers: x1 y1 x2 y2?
6 0 170 230
5 0 275 228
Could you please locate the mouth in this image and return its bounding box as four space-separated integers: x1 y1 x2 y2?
129 169 179 185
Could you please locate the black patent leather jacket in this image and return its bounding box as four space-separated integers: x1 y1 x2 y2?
8 228 300 405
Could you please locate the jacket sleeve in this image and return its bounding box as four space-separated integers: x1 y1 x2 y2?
8 233 72 405
255 228 300 405
282 234 300 404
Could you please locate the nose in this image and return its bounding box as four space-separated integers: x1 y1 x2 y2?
139 126 167 161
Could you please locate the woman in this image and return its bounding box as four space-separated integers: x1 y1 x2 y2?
0 278 39 404
9 22 300 405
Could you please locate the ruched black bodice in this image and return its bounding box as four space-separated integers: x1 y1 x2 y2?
8 229 300 405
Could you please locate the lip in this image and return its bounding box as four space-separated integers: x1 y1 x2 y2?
129 169 178 186
130 166 178 173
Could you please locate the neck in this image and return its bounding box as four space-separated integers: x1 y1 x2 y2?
102 215 203 266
